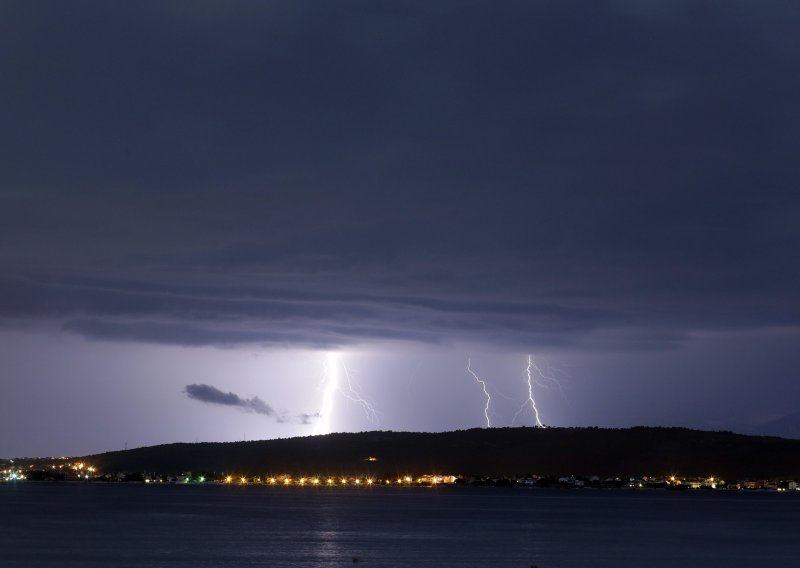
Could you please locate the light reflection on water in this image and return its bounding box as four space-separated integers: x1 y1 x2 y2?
1 484 798 567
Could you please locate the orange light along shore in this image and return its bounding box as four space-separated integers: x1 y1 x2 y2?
214 474 458 487
4 464 800 493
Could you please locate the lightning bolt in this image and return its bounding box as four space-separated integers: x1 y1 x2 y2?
341 361 379 424
529 357 568 402
512 354 544 427
313 352 378 435
466 358 492 428
313 352 340 435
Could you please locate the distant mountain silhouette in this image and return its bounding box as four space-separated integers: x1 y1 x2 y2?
752 412 800 439
704 411 800 440
83 427 800 479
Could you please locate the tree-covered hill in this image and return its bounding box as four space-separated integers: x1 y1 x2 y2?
81 427 800 479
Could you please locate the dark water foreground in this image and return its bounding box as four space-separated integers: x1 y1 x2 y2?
1 484 798 567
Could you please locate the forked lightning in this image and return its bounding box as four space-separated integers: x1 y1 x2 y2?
313 352 378 435
512 354 544 427
466 358 492 428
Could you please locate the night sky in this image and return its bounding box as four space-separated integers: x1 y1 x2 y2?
2 1 799 457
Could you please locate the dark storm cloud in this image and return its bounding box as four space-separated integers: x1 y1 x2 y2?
184 383 313 423
1 1 799 350
185 384 276 416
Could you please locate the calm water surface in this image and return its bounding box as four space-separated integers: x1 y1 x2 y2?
1 483 798 567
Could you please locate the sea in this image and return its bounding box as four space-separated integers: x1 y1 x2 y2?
1 483 798 567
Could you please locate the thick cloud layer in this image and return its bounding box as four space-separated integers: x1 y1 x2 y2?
1 1 799 351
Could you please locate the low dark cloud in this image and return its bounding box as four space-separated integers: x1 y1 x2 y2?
184 384 278 416
296 413 318 426
0 1 798 351
184 383 313 424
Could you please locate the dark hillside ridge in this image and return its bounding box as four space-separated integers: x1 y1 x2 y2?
85 427 800 478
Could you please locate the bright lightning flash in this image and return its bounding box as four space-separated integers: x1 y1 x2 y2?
466 358 492 428
512 354 544 427
313 353 340 435
313 352 378 435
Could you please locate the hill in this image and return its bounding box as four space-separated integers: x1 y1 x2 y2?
82 427 800 479
707 411 800 440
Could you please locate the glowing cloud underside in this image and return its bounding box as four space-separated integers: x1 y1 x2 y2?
466 358 492 428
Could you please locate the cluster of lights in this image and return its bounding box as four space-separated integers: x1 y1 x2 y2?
0 469 455 486
218 474 456 486
1 462 97 481
223 475 379 486
145 475 206 483
40 461 98 477
665 475 725 489
2 470 26 481
69 462 96 480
